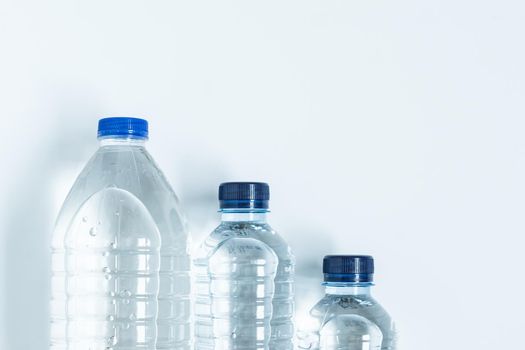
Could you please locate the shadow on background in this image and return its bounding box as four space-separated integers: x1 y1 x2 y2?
3 102 94 349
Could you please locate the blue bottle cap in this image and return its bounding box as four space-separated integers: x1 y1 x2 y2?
97 117 149 139
218 182 270 210
323 255 374 283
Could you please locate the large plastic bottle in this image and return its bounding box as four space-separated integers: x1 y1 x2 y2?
194 182 295 350
50 117 191 350
297 255 396 350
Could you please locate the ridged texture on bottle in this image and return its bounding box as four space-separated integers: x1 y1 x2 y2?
195 237 277 349
194 221 295 350
318 314 382 350
297 294 396 350
65 188 160 349
50 142 190 350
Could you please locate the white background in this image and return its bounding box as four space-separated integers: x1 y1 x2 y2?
1 1 524 349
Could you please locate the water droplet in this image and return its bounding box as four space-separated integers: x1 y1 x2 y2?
104 273 112 280
119 290 132 298
109 291 116 297
119 289 132 304
107 335 117 346
89 227 97 236
114 211 120 217
106 315 115 321
102 251 109 257
109 242 116 249
82 216 88 223
102 267 111 274
129 313 136 321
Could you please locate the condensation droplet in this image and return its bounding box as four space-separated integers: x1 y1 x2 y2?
104 273 112 280
109 242 116 249
102 251 109 257
122 323 130 330
120 289 132 304
82 216 88 223
109 292 117 305
89 227 97 236
107 335 117 346
129 313 136 321
106 315 115 321
102 267 111 274
114 211 120 217
119 290 132 298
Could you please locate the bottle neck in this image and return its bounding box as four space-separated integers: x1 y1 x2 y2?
98 136 147 147
323 283 373 296
220 210 269 222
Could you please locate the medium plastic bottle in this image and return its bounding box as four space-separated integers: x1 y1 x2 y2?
194 182 295 350
297 255 396 350
50 117 191 350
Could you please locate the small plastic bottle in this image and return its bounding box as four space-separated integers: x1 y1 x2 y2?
298 255 396 350
194 182 295 350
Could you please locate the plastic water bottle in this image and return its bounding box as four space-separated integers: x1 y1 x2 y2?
50 117 191 350
194 182 295 350
297 255 396 350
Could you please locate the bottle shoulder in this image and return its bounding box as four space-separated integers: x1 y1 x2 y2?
63 147 163 195
196 221 294 261
53 146 187 245
310 294 395 335
311 294 383 316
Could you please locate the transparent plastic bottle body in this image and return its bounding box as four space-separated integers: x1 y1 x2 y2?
298 286 395 350
318 314 382 350
50 137 191 350
65 187 161 350
194 212 295 350
196 237 277 350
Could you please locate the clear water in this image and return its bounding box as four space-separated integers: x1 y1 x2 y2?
194 215 295 350
317 314 382 350
64 187 161 349
50 138 191 350
297 287 396 350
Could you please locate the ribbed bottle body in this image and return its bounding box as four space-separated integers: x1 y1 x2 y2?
298 292 396 350
65 188 161 349
195 237 277 350
50 142 190 350
318 314 382 350
194 221 295 350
